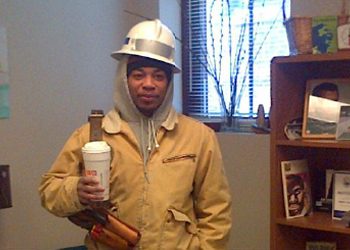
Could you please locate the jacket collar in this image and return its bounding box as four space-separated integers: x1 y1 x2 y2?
102 108 178 134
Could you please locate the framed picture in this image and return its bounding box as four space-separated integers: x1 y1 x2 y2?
338 23 350 50
336 106 350 140
302 78 350 139
281 159 313 219
332 171 350 220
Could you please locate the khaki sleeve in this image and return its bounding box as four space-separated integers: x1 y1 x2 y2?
38 124 89 217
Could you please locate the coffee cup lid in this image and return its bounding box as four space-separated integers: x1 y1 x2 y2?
82 141 110 153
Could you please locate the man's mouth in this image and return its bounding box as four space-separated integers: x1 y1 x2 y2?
289 204 301 211
139 95 157 102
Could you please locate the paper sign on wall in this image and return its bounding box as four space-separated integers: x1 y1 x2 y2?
0 84 9 118
0 26 10 119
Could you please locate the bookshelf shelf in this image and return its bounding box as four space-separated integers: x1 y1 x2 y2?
275 212 350 235
270 52 350 250
272 51 350 64
276 139 350 149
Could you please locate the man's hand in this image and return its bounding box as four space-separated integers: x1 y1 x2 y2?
77 176 105 205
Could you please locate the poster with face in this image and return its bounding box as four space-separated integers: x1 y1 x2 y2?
281 159 312 219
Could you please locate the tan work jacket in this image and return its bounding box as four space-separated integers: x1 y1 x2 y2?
39 109 232 250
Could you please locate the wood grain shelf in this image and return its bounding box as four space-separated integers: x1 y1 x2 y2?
276 139 350 149
275 212 350 235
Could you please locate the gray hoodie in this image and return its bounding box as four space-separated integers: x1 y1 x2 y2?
112 55 175 163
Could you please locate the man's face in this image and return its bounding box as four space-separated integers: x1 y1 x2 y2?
127 67 168 117
287 180 305 216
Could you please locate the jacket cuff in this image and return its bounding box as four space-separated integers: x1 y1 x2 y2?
66 176 88 212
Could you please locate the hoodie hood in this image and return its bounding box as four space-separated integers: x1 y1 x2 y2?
113 55 174 160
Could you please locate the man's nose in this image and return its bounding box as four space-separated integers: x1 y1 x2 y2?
142 75 155 88
289 194 296 202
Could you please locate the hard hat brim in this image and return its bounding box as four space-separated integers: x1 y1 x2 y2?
111 51 181 73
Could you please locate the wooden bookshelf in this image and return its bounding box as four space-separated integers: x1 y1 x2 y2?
270 51 350 250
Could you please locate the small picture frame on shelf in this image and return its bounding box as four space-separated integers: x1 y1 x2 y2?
332 171 350 220
337 23 350 50
281 159 313 219
336 105 350 140
302 78 350 139
312 15 338 54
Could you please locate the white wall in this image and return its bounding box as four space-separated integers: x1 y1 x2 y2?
218 133 270 250
159 0 182 112
0 1 158 249
291 0 349 16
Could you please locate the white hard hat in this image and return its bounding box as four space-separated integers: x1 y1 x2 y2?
111 19 181 73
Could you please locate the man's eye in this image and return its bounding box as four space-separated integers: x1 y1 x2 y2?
154 73 166 81
132 73 144 80
293 188 302 195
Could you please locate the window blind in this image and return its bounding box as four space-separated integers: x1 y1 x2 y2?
182 0 290 119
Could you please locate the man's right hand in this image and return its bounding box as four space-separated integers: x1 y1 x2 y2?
77 176 105 205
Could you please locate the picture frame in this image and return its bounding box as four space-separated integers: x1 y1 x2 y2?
281 159 313 219
332 171 350 220
302 78 350 139
337 23 350 50
336 106 350 140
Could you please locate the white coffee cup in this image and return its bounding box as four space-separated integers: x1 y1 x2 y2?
82 141 111 201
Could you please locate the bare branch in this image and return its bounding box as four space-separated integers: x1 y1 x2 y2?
185 0 283 118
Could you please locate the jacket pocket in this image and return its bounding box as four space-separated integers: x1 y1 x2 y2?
162 154 196 164
159 208 200 250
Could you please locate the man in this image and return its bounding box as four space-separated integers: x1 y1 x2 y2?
287 174 309 217
39 19 232 249
312 82 339 101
